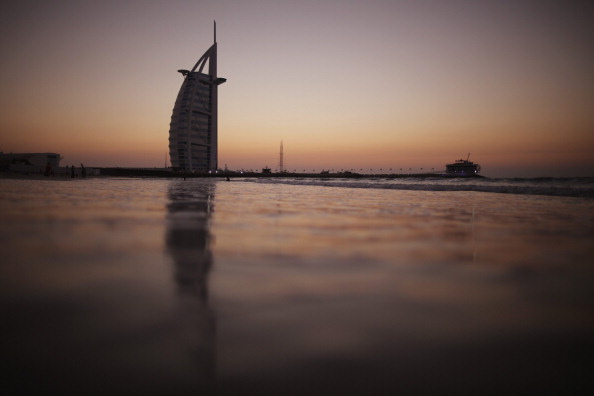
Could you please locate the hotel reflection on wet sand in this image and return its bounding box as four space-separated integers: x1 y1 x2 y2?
165 181 216 391
1 177 594 395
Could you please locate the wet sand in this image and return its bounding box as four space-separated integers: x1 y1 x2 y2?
1 178 593 394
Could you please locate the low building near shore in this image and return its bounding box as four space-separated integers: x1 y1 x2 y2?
0 152 62 174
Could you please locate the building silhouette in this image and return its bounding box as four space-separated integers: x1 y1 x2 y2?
0 152 61 173
168 22 226 172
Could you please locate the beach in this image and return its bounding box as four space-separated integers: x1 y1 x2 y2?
1 177 593 394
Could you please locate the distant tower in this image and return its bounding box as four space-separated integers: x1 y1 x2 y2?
279 140 284 173
168 21 226 172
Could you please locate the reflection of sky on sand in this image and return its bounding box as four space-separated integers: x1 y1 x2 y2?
1 178 593 394
0 179 216 394
210 182 594 394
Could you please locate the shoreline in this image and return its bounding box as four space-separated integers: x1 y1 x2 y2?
94 168 486 179
2 168 485 179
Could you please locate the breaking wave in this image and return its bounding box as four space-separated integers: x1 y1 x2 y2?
247 177 594 198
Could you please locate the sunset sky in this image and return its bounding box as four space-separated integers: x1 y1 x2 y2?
1 0 593 177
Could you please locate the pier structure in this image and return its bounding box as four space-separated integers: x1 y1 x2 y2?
168 21 226 172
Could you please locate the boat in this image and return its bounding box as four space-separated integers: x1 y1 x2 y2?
445 154 481 176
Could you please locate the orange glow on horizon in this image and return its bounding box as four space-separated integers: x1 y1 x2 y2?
1 1 593 178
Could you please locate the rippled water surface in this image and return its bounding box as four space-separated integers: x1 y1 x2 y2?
1 177 593 394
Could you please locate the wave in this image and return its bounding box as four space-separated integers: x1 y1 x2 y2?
246 177 594 198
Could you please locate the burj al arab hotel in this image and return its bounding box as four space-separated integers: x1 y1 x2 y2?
168 22 226 172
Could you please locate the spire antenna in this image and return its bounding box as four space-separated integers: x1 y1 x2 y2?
280 140 284 173
214 20 217 43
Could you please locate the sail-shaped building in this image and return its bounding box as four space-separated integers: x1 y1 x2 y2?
168 23 226 172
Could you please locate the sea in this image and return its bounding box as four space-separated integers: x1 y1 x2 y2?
1 176 594 395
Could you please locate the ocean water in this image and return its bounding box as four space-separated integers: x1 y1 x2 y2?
1 176 594 395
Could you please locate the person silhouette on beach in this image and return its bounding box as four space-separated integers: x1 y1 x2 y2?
81 163 86 178
44 162 53 176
